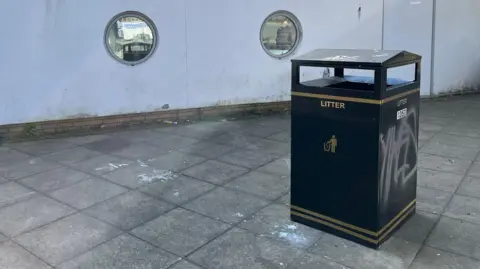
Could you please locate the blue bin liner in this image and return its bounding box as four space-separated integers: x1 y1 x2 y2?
343 76 408 86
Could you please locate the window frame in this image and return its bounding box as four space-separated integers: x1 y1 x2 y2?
259 10 303 59
104 11 159 66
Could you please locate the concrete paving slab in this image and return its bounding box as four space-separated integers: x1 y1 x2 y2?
420 141 480 160
290 252 351 269
0 233 7 243
0 147 31 166
218 148 281 169
417 168 463 193
2 96 480 268
131 208 230 256
183 187 269 224
426 216 480 260
0 241 52 269
188 228 303 269
138 175 215 205
146 151 206 172
457 176 480 198
256 157 291 177
428 133 480 149
267 130 291 143
442 124 480 138
418 153 471 175
114 129 165 144
72 154 134 176
168 260 203 269
0 157 61 180
0 182 37 209
156 123 227 140
18 167 91 193
254 117 291 130
14 213 122 266
309 234 421 269
209 132 261 147
233 125 283 138
416 186 453 214
57 234 180 269
82 136 132 154
109 142 169 161
444 195 480 224
83 191 175 231
181 159 249 185
410 246 480 269
0 195 74 237
277 192 290 206
393 210 440 244
146 134 199 151
102 162 178 189
242 138 290 155
10 139 76 156
41 147 102 165
224 171 289 200
467 162 480 178
178 141 236 159
49 178 127 210
65 134 112 145
238 203 324 249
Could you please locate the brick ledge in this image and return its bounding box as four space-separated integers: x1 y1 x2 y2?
0 101 291 141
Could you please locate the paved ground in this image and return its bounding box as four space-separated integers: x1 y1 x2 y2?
1 95 480 268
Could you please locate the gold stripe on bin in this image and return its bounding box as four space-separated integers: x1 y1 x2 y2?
291 205 415 244
290 205 377 236
291 211 377 244
291 199 416 237
378 207 415 243
378 200 416 235
291 88 420 105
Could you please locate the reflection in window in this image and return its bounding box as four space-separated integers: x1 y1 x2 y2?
104 12 157 65
260 11 302 58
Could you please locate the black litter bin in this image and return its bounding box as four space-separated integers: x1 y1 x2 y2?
290 49 421 249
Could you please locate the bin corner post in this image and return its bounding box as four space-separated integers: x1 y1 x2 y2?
291 61 300 90
290 48 420 250
334 67 344 78
375 67 387 100
415 60 421 84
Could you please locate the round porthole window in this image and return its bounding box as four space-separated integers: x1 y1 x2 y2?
104 11 158 66
260 11 303 59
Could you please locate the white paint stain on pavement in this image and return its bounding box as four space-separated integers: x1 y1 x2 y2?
137 160 148 167
272 224 307 246
95 163 129 171
137 170 177 184
286 224 297 230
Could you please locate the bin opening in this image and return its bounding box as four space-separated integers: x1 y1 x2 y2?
300 75 409 92
327 80 375 92
344 76 409 86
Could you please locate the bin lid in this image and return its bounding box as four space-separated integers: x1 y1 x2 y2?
291 49 421 67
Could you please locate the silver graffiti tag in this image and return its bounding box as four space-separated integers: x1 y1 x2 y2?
379 108 417 214
397 98 407 107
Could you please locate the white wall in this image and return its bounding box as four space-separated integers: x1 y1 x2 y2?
383 0 434 96
0 0 188 125
0 0 383 125
433 0 480 95
186 0 383 108
0 0 477 125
